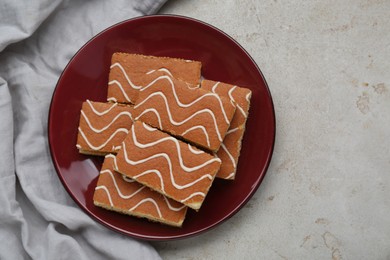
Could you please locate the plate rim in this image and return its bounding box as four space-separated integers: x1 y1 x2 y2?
48 14 276 241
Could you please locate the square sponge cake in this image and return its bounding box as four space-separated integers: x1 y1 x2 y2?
114 121 221 211
93 154 187 227
107 53 202 104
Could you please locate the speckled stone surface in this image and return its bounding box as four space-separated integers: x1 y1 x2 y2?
153 1 390 259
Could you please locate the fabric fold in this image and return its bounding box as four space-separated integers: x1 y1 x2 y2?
0 0 167 259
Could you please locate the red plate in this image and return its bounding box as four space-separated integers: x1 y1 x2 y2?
48 15 275 240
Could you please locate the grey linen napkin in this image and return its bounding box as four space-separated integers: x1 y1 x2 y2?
0 0 166 259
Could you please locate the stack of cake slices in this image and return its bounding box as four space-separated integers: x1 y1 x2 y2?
76 53 252 227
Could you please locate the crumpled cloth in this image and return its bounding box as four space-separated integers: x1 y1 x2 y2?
0 1 166 259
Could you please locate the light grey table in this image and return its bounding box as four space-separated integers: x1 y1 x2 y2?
153 1 390 259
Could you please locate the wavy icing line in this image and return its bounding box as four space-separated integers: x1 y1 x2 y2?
211 82 248 118
111 145 122 152
142 123 158 132
78 101 132 150
163 196 186 211
106 154 118 168
246 92 251 103
126 170 185 211
136 108 163 129
134 91 224 142
211 81 220 92
146 68 173 78
110 62 142 89
108 80 132 102
100 169 146 199
226 127 239 135
95 186 114 206
129 198 162 218
180 125 211 147
133 123 220 172
225 172 235 180
81 110 132 133
187 143 204 155
220 143 236 169
229 86 247 118
180 192 205 203
86 100 117 116
132 169 166 193
122 141 216 191
108 154 142 184
98 155 186 215
122 175 135 182
78 127 129 150
96 186 163 218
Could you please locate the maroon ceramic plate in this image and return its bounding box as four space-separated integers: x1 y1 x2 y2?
48 15 275 240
